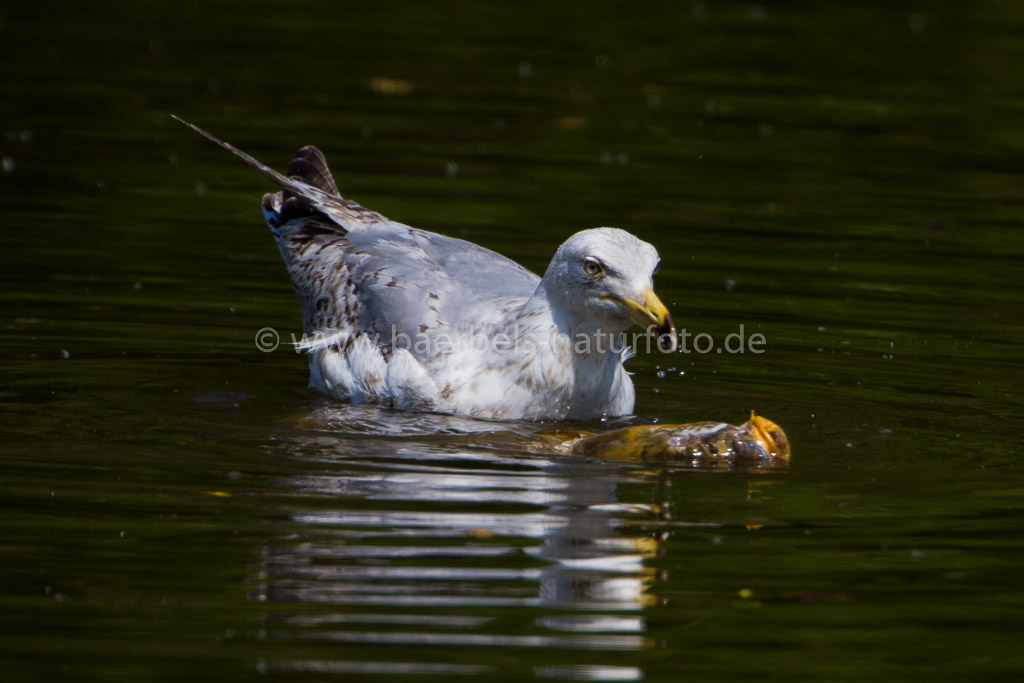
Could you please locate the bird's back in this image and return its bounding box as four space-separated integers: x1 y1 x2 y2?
260 145 541 354
173 117 640 419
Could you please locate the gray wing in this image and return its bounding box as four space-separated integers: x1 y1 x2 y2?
174 117 540 352
339 222 541 341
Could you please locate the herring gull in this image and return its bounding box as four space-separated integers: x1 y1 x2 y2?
175 117 676 421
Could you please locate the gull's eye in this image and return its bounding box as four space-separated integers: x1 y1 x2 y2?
583 256 604 277
652 259 661 279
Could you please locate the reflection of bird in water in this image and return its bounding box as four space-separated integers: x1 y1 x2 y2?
247 408 787 676
176 117 674 421
255 431 663 659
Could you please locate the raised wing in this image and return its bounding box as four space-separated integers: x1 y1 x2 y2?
174 116 541 355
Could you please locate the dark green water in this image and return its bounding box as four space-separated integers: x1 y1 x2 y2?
2 1 1023 681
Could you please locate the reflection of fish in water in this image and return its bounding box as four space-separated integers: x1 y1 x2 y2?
462 412 790 466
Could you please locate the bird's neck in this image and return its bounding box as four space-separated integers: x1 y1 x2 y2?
498 282 632 419
518 282 627 361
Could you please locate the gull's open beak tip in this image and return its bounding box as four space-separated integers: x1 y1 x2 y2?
643 288 676 353
605 288 678 352
656 312 677 352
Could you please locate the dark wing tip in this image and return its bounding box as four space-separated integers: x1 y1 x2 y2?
287 146 339 197
173 115 360 231
279 196 316 224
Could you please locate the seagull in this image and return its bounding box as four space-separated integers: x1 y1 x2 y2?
175 117 676 421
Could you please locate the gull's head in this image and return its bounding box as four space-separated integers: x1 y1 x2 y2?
542 227 676 351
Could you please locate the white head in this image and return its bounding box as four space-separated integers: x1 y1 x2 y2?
542 228 676 350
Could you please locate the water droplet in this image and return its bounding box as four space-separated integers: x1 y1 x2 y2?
656 370 666 379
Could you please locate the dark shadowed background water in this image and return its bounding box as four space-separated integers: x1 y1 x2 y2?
2 1 1023 681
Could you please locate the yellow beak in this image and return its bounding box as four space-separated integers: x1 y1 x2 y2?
605 288 677 351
